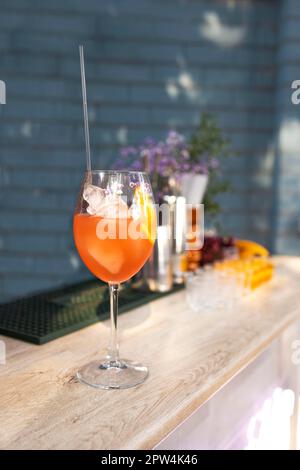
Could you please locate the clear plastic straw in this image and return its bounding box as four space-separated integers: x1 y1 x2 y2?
79 45 91 172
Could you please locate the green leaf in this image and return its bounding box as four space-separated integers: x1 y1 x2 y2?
189 112 236 223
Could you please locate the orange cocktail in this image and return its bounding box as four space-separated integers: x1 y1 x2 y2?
73 213 154 283
73 171 156 389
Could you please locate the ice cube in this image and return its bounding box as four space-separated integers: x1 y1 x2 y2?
87 242 125 274
83 184 105 215
98 197 129 219
83 184 129 218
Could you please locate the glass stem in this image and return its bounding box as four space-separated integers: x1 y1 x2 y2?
108 284 119 363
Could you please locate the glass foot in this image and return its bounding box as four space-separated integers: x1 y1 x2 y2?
76 359 149 390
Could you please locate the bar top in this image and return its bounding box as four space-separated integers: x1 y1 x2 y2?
1 256 300 450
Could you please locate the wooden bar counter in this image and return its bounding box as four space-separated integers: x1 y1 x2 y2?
1 256 300 450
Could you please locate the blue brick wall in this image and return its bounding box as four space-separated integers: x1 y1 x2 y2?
0 0 280 301
271 0 300 254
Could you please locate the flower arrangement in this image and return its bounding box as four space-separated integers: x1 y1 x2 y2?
115 113 233 215
115 131 211 177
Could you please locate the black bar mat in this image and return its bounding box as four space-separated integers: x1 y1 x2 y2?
0 281 183 345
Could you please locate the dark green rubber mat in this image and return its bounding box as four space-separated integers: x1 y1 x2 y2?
0 281 183 345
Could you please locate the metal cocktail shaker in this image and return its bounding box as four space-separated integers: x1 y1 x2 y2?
144 195 186 292
168 195 186 285
144 225 173 292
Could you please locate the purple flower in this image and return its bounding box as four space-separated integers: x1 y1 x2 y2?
120 146 137 158
116 130 214 197
192 162 208 175
181 149 189 160
166 130 185 147
209 157 219 170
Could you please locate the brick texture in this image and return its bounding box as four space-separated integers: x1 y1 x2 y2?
271 0 300 253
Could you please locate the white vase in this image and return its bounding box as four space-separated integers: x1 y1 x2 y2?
180 173 208 205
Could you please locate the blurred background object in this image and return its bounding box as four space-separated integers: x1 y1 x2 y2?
0 0 300 302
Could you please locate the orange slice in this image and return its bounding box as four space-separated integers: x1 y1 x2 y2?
235 239 269 259
133 186 156 244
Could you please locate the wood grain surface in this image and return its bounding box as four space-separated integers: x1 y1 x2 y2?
1 256 300 450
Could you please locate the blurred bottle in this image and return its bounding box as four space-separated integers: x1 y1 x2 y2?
185 205 203 272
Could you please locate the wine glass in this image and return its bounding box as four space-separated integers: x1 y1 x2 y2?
73 170 156 389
